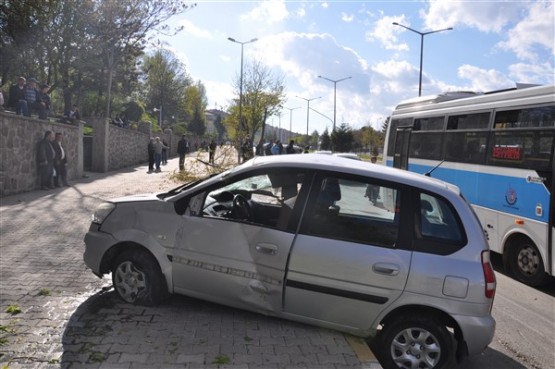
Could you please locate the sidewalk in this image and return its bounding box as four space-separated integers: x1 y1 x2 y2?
0 154 382 369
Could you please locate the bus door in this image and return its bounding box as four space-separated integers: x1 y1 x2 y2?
393 127 411 170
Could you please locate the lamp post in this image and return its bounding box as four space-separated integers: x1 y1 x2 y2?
296 96 321 139
153 107 162 130
392 22 453 97
317 75 351 132
227 37 258 136
285 106 301 140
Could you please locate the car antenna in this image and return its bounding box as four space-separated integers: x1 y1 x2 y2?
424 160 445 177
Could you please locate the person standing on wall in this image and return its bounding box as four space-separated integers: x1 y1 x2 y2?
37 131 55 190
177 135 188 171
52 132 70 187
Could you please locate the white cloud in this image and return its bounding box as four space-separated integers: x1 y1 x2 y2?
241 0 289 24
179 19 212 39
509 62 555 85
421 1 523 33
497 2 555 62
457 64 514 92
341 12 354 22
367 15 410 51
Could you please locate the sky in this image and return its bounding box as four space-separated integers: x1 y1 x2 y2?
157 0 555 135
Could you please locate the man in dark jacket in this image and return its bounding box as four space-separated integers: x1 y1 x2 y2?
52 132 69 187
37 131 55 190
8 77 28 115
177 135 188 171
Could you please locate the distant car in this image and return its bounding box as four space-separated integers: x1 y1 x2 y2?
84 154 496 369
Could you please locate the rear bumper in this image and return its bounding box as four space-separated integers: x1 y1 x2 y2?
453 313 496 355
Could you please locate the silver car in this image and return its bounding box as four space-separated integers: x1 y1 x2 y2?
84 154 496 369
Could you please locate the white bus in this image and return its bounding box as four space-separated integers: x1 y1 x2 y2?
384 85 554 286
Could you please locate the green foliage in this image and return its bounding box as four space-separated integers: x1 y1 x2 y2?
5 305 21 315
122 101 145 122
320 129 331 150
331 123 354 153
212 355 230 365
38 288 51 296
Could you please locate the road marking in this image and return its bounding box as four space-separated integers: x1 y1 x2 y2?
346 334 378 362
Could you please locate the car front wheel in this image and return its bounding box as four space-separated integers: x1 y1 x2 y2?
379 316 453 369
112 249 167 306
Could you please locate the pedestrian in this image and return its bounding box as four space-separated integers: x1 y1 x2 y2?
153 137 168 172
285 140 296 154
209 139 217 164
147 138 155 173
52 132 70 187
8 76 28 115
25 78 47 119
39 84 51 119
162 139 169 165
36 130 55 190
177 134 188 171
271 140 282 155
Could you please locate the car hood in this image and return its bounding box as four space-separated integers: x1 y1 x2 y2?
110 193 161 203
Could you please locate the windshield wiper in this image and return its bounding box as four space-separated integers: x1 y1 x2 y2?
425 160 445 177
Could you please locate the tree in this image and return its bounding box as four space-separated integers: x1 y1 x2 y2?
331 123 354 152
226 61 286 145
320 129 331 150
142 49 191 128
1 0 197 118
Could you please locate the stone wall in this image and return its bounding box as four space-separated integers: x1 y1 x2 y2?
108 124 150 170
1 112 191 197
0 112 83 197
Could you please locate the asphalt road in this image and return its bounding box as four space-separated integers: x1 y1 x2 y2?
1 154 553 369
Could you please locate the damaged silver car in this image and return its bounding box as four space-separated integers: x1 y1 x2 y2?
84 154 496 369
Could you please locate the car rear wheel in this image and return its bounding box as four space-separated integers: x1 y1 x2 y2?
379 316 453 369
508 237 547 287
112 250 167 306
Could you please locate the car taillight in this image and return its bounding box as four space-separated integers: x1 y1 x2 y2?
481 250 496 299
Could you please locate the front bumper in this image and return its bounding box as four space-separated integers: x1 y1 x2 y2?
83 224 118 277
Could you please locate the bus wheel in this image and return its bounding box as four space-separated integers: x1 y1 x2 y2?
507 237 548 287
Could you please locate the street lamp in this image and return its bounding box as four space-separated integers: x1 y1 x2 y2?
227 37 258 135
392 22 453 97
153 106 162 129
296 95 321 138
285 106 301 140
317 75 351 132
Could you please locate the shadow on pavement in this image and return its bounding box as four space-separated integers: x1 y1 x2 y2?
61 290 369 368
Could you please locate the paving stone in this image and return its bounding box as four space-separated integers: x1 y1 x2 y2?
0 156 382 369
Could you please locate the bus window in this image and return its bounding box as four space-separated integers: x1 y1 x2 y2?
488 130 554 170
409 132 443 160
414 116 445 131
494 106 555 129
387 118 413 157
443 131 488 164
447 112 491 130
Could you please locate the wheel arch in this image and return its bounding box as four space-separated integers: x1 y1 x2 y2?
378 304 468 362
501 231 548 286
100 241 173 293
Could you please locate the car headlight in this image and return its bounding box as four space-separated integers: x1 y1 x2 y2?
92 202 116 225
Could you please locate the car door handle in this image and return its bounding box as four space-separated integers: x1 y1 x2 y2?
255 243 278 255
372 263 400 276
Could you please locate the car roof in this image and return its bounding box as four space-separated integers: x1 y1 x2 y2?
226 154 461 196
